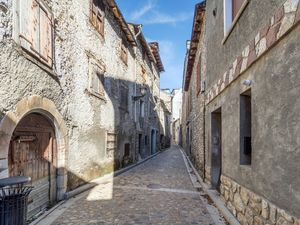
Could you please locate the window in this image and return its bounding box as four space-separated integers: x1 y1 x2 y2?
88 59 105 99
223 0 247 35
140 100 145 118
240 90 252 165
124 143 130 157
196 58 201 95
141 65 147 83
90 0 105 36
17 0 53 67
120 85 129 111
188 89 193 113
120 40 128 65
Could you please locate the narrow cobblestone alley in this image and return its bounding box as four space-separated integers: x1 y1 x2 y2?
33 146 226 225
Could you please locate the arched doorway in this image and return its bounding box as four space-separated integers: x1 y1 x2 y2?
8 113 57 217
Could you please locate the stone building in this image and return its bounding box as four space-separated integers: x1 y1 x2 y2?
171 88 182 145
128 24 164 159
0 0 163 217
182 0 300 224
182 2 206 177
159 89 172 149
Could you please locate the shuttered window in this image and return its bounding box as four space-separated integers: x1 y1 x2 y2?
90 0 105 36
120 85 129 111
19 0 53 67
120 40 128 65
88 60 105 100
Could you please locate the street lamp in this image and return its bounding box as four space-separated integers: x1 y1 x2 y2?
132 86 147 101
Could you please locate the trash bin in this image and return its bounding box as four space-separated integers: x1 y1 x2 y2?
0 176 33 225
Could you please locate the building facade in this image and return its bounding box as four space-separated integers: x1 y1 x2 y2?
159 89 172 149
182 0 300 224
182 3 206 178
0 0 163 217
171 88 182 145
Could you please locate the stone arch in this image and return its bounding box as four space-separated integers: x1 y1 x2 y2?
0 95 68 200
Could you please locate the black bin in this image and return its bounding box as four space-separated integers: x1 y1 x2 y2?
0 176 33 225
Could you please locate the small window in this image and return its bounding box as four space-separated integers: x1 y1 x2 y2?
188 89 193 113
141 65 147 83
18 0 53 67
120 85 129 111
88 59 105 99
124 143 130 157
240 90 252 165
120 40 128 65
140 100 145 118
196 58 201 95
90 0 105 36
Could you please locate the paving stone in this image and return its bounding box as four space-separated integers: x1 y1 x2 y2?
43 146 226 225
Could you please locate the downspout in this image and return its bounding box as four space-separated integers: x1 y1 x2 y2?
203 99 206 180
134 24 143 123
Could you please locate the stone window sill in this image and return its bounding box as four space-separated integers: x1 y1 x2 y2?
239 164 252 170
16 45 58 78
86 89 106 102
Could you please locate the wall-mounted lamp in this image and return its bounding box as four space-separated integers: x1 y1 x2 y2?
243 80 252 86
132 86 147 101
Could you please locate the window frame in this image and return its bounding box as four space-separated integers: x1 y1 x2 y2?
119 85 129 111
13 0 54 68
90 0 105 37
120 39 128 65
88 58 106 100
240 89 252 166
223 0 249 44
140 100 145 118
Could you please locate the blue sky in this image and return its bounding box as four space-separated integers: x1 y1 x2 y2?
115 0 201 90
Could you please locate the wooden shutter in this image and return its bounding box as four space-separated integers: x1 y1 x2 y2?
19 0 35 50
90 0 97 27
90 70 98 92
32 1 40 53
40 6 53 66
232 0 245 19
19 0 53 67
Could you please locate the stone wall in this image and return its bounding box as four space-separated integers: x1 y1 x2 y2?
0 0 163 194
204 0 300 218
220 175 300 225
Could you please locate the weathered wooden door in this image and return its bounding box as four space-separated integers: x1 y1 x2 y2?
8 113 57 217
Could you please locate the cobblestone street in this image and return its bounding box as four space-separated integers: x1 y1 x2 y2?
34 146 226 225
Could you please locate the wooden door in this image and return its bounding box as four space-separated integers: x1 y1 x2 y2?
8 113 57 217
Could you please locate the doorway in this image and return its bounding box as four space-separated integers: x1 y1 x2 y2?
211 108 222 190
8 113 57 217
151 129 156 154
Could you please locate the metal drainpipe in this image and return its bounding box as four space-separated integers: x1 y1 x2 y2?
134 25 143 123
203 100 206 180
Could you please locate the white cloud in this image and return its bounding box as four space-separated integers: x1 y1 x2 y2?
130 0 156 21
129 1 190 26
143 11 191 25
